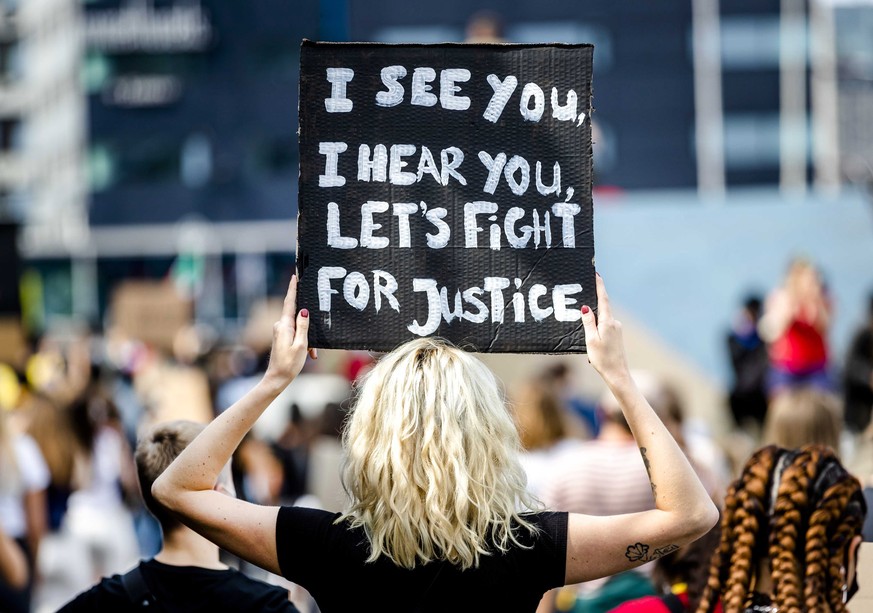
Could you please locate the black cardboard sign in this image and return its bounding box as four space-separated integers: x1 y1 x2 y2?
297 41 595 353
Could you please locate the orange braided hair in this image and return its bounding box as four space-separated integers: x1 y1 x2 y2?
696 445 866 613
697 445 780 613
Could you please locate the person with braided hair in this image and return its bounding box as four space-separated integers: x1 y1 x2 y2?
697 445 867 613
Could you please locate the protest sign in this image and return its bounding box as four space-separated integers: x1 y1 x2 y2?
297 41 595 352
111 281 192 351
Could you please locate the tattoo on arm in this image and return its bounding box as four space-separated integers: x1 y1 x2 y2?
639 447 657 501
624 542 680 563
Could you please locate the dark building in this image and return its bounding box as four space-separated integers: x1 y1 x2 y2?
719 0 789 186
84 0 319 226
348 0 699 190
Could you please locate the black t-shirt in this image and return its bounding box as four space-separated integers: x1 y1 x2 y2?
59 559 299 612
276 506 568 612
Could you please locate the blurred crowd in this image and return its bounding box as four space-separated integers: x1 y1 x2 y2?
0 255 871 612
0 294 369 611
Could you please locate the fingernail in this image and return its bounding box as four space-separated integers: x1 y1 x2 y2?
595 272 601 278
300 309 309 318
581 305 590 314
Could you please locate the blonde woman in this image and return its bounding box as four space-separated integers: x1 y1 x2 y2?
153 274 718 612
762 387 843 453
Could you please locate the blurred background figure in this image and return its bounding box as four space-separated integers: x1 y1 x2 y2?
538 371 726 612
759 259 832 396
537 374 663 613
511 378 580 500
60 385 139 585
761 386 843 453
843 292 873 434
726 295 769 432
465 10 505 43
0 404 48 613
697 445 866 613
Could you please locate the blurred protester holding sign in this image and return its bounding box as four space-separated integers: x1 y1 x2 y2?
759 259 832 395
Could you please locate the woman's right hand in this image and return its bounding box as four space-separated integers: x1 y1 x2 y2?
580 274 630 385
264 275 316 387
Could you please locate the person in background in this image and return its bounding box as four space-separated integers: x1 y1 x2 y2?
843 292 873 433
59 420 299 612
863 421 873 542
62 383 140 583
761 387 843 454
151 274 718 612
0 405 49 613
726 296 769 430
759 259 832 395
511 378 580 500
465 9 506 43
538 373 701 613
697 444 866 613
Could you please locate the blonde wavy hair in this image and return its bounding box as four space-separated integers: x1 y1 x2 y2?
340 337 540 570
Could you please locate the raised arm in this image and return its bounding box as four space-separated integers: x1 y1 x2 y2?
563 274 719 584
151 275 313 575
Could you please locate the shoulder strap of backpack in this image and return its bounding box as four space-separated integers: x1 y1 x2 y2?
121 563 161 609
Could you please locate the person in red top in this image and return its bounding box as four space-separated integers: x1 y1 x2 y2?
759 259 832 395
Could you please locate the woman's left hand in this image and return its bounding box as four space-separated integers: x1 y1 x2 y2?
265 275 316 385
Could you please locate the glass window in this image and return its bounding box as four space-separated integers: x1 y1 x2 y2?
0 40 22 82
88 144 116 191
835 6 873 79
720 16 785 70
0 119 21 152
83 52 113 93
250 137 296 177
180 133 212 188
723 113 782 169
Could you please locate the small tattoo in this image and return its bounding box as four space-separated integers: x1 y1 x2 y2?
625 542 679 563
652 544 679 559
625 542 649 562
640 447 657 500
640 447 651 472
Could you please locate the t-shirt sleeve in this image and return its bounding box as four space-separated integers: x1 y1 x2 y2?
530 511 568 590
275 505 345 585
56 576 127 612
234 574 301 613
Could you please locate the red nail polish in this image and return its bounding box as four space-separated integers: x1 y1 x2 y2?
300 309 309 318
581 305 590 314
